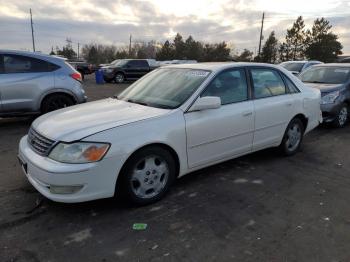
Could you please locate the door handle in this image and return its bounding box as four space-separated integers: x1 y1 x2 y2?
242 111 253 117
285 102 293 107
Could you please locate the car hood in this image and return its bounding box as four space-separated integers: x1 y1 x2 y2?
32 98 170 142
304 83 344 93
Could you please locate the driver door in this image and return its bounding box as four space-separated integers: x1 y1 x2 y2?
184 68 254 169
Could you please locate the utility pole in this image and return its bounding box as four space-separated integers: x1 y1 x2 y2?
129 34 132 57
30 8 35 52
77 42 80 59
258 12 265 58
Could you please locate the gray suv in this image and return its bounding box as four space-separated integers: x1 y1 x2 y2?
299 64 350 127
280 60 323 75
0 50 87 116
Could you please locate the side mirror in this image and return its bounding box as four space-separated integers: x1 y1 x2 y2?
291 71 300 76
189 96 221 112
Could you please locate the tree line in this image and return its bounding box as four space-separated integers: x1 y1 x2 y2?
51 16 342 64
256 16 343 63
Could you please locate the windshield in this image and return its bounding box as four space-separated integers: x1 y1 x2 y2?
117 68 211 109
281 62 305 72
112 60 128 67
300 67 350 84
110 60 119 65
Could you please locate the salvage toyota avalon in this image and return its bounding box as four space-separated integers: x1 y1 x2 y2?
18 63 322 205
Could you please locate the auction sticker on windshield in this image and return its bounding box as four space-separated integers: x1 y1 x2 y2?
186 70 210 77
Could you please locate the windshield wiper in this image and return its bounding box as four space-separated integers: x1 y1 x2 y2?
126 99 149 106
304 81 326 84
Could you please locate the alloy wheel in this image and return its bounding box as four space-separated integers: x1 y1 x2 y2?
338 107 348 127
286 123 302 152
130 155 169 199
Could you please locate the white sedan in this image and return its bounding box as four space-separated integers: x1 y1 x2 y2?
18 63 322 205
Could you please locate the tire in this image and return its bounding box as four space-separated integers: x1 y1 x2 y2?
332 103 348 128
41 94 75 114
118 146 176 205
114 73 125 83
279 118 304 156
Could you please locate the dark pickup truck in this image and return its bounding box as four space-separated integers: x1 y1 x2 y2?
69 61 96 80
102 59 159 83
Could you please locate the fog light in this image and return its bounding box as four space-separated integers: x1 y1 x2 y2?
49 185 83 194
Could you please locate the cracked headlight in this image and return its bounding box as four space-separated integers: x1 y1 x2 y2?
49 142 110 163
321 91 340 105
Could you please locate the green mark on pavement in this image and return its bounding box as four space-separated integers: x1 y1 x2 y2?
133 223 148 230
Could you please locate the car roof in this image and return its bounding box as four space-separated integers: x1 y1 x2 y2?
0 49 66 63
311 63 350 68
164 62 282 72
281 60 321 64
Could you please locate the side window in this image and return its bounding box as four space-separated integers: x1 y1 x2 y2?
201 69 248 105
138 60 149 67
0 55 4 74
251 69 286 99
3 55 54 73
283 75 300 93
127 60 138 67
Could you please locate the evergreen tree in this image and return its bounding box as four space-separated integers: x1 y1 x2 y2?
284 16 307 60
235 49 253 62
156 40 175 60
260 31 279 63
173 33 186 59
305 18 343 62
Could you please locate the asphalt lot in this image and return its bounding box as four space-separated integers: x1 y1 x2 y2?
1 75 350 262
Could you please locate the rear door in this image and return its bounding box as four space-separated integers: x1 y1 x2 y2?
249 67 297 151
123 60 140 79
0 54 55 113
137 60 150 77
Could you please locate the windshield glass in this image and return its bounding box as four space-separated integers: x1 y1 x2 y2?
281 62 305 72
117 68 211 109
111 60 128 67
110 60 119 65
300 67 350 84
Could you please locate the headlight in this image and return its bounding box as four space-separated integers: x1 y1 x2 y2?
321 91 340 105
105 68 113 73
49 142 110 163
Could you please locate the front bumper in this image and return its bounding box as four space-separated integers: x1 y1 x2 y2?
103 72 115 81
321 102 343 123
18 136 123 203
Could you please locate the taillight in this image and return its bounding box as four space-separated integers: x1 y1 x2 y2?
70 72 82 82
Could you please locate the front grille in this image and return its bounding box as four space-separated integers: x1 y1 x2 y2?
27 127 56 156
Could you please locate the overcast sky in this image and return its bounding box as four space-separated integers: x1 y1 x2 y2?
0 0 349 56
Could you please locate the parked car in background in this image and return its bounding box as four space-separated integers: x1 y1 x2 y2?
68 60 95 80
339 57 350 63
280 60 323 75
0 50 87 116
159 60 198 66
18 63 321 205
99 59 120 68
299 64 350 127
102 59 159 83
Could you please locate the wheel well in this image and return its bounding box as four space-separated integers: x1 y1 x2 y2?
40 92 76 110
115 71 125 77
116 143 180 189
293 114 308 131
